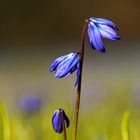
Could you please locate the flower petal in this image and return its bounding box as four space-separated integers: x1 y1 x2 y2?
74 62 80 87
90 17 119 30
65 64 77 77
50 53 74 72
52 110 63 133
98 24 120 40
63 112 70 128
88 22 105 53
55 53 79 78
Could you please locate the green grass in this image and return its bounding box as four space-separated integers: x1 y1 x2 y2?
0 95 140 140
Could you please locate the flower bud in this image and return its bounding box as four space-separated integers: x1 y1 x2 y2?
52 109 70 133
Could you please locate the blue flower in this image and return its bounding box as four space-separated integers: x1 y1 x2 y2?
50 52 80 86
52 109 70 133
88 17 120 52
19 95 42 114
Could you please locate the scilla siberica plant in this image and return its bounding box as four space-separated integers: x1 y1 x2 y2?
50 17 120 140
52 109 70 140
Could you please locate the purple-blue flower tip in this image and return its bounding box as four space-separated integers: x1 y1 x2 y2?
88 17 120 53
50 52 80 86
52 109 70 133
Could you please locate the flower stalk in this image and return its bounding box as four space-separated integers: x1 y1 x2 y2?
73 19 88 140
61 110 67 140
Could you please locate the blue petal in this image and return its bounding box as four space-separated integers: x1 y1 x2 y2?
52 110 63 133
50 53 73 72
63 112 70 128
55 53 79 78
89 17 119 30
98 24 120 40
88 22 105 52
74 62 80 87
64 64 77 78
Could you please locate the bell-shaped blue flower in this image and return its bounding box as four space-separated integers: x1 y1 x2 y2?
52 109 70 133
88 17 120 53
50 52 80 86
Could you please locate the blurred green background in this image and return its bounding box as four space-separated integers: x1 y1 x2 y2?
0 0 140 140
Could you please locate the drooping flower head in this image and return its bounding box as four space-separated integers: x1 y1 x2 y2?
52 109 70 133
50 52 80 86
87 17 120 52
19 95 42 114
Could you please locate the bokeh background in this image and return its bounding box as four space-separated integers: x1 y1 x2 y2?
0 0 140 140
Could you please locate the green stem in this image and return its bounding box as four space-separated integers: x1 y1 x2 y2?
61 110 67 140
73 19 88 140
